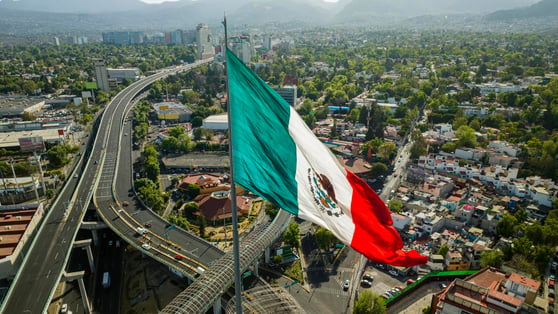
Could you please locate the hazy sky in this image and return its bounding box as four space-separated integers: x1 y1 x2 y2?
139 0 340 3
140 0 180 3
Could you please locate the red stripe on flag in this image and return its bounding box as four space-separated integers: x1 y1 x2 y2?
346 171 427 267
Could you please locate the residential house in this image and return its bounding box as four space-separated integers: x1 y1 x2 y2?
431 267 541 313
445 250 469 271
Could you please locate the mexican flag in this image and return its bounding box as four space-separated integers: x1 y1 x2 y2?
227 49 426 267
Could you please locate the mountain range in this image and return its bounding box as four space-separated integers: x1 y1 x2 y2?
0 0 555 33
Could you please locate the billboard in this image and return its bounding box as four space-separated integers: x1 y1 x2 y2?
18 136 44 152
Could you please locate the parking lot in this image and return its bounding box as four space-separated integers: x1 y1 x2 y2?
357 263 410 298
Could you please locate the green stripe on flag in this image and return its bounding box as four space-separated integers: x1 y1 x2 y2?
227 49 299 215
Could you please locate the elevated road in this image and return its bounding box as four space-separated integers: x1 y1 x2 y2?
0 60 214 314
92 60 224 278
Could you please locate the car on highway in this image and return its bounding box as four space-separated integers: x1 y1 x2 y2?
122 201 129 206
174 254 183 260
141 243 151 250
343 279 350 291
144 222 152 228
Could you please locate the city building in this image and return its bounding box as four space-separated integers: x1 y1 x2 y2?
0 203 45 279
273 86 297 107
102 31 145 45
196 191 252 224
0 97 45 120
152 102 193 123
229 36 253 64
93 59 110 92
196 24 214 60
202 114 228 130
107 68 141 82
432 267 541 313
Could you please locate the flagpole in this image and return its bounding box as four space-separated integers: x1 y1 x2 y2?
223 15 243 314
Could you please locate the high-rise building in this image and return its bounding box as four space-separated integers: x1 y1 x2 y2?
102 31 144 45
93 59 110 92
229 36 253 64
263 35 272 50
196 24 214 60
169 30 183 45
274 86 297 107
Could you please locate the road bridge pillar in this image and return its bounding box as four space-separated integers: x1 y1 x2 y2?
85 245 95 273
264 247 270 264
91 229 99 246
253 261 259 277
77 278 92 314
213 298 222 314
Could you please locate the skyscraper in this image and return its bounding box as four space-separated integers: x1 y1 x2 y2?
196 24 214 60
93 59 110 92
229 36 253 64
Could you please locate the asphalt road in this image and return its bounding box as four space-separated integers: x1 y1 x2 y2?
0 61 215 313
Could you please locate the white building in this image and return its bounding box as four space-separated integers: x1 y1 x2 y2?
202 114 228 130
196 24 214 60
391 213 411 230
107 68 141 82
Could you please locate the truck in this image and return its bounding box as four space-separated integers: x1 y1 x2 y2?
102 272 111 289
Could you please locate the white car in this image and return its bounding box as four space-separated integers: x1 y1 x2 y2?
60 303 68 313
388 270 398 277
343 279 350 291
141 243 151 250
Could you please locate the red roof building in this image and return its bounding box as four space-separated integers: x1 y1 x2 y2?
196 191 253 223
432 267 541 314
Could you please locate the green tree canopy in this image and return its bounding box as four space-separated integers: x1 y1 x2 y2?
480 250 504 268
353 290 386 314
315 226 336 251
283 222 301 250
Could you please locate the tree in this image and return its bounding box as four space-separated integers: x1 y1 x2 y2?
480 250 504 268
283 222 300 250
47 145 69 168
437 244 450 257
410 130 427 159
370 163 388 177
315 227 336 251
185 184 201 199
512 237 534 257
496 214 518 238
377 142 396 161
455 125 477 148
388 199 403 213
182 202 199 218
197 215 207 238
353 290 386 314
265 202 279 218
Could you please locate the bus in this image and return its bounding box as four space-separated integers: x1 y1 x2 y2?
102 272 111 289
